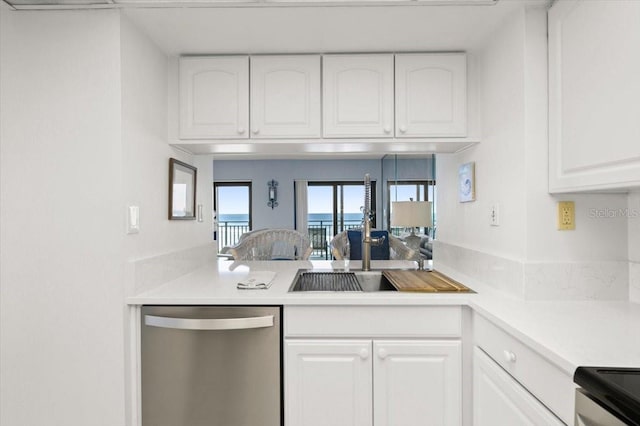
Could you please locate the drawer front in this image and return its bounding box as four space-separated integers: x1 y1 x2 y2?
474 313 575 425
474 347 565 426
285 306 462 338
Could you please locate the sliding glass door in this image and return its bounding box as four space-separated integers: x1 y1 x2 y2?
214 182 252 250
307 181 376 239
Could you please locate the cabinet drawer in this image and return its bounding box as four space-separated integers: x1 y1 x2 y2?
474 314 574 424
474 347 564 426
285 306 461 338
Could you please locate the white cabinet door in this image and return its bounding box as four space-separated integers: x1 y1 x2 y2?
179 56 249 139
473 347 564 426
373 340 462 426
548 0 640 192
323 54 394 138
395 53 467 138
250 55 321 138
285 340 373 426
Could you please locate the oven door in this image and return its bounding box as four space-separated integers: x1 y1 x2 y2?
576 389 628 426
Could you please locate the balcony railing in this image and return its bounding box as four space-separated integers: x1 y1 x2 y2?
307 219 361 259
217 221 250 251
216 218 362 259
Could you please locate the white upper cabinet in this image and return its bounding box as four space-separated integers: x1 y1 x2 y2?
322 54 394 138
179 56 249 139
548 0 640 192
250 55 321 138
395 53 467 137
175 52 475 153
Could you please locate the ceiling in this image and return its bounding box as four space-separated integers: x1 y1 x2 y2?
2 0 533 56
123 2 522 56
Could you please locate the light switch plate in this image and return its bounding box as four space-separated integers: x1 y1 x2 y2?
127 205 140 234
490 203 500 226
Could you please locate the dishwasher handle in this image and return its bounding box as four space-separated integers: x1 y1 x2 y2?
144 314 274 331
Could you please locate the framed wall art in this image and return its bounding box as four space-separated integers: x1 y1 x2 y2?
459 162 476 203
169 158 197 220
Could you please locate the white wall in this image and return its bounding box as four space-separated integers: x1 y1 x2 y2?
0 9 215 426
437 7 528 260
521 5 628 263
0 8 126 425
120 16 213 262
435 4 629 299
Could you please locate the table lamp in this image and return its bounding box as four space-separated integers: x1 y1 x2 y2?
390 201 432 250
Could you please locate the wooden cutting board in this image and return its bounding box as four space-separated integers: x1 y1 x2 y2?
382 270 473 293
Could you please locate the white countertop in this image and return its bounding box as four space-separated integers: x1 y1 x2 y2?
128 259 640 375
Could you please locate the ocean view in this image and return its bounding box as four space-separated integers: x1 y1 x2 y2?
219 213 363 224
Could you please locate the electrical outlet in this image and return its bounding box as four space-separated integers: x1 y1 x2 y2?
557 201 575 230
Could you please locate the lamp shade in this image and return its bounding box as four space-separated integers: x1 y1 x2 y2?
391 201 433 227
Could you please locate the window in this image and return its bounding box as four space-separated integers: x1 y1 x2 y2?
387 180 436 237
214 182 252 250
307 180 376 239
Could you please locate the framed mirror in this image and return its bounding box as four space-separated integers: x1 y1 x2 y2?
169 158 197 220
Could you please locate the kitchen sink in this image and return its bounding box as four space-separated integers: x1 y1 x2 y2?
289 270 397 293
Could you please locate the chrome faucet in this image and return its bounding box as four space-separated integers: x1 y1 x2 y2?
362 174 385 271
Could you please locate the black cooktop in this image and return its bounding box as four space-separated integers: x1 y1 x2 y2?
574 367 640 425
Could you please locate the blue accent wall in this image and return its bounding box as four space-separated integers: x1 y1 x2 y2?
213 158 433 230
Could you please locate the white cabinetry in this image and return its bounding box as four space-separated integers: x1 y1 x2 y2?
284 306 462 426
395 53 467 137
286 340 372 426
179 56 249 139
373 340 461 426
473 313 574 425
175 52 477 153
473 347 564 426
322 54 394 138
548 0 640 192
250 55 321 138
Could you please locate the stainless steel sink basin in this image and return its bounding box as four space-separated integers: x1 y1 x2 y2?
289 270 397 293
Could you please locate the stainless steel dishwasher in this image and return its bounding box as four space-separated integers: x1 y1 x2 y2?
141 305 282 426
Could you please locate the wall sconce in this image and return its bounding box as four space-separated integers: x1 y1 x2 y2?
268 179 278 209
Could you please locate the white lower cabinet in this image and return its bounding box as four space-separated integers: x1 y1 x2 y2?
473 347 564 426
374 340 462 426
285 340 373 426
473 313 574 424
285 338 461 426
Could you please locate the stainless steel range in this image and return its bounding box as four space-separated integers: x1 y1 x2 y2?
574 367 640 426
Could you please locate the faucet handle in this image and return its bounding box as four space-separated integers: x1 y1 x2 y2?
370 234 386 247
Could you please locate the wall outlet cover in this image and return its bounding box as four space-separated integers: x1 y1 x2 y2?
557 201 575 230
